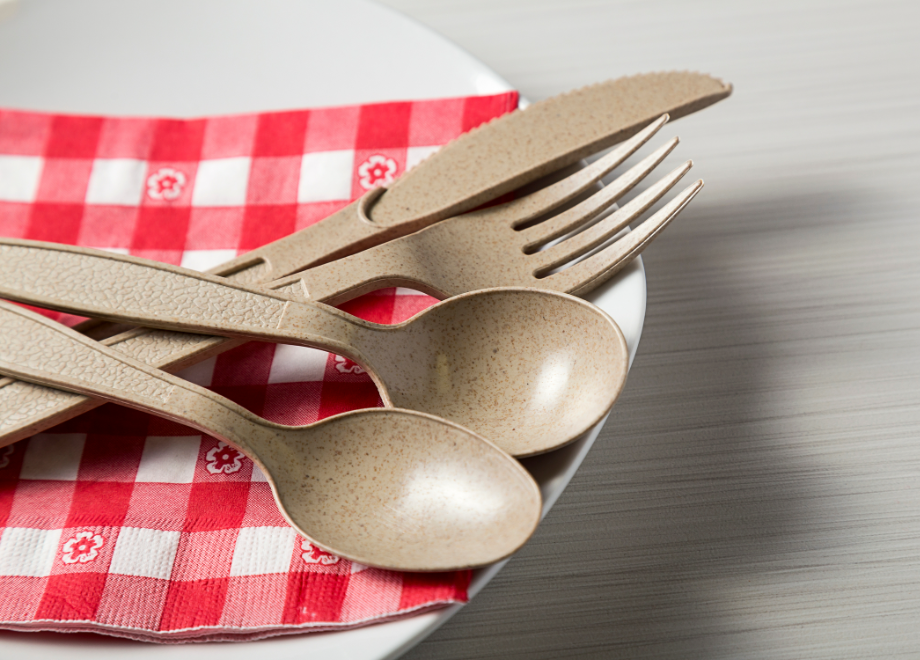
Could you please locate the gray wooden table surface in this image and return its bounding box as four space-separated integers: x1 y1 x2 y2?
377 1 920 658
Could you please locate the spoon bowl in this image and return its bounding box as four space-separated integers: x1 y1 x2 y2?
0 300 541 571
265 409 540 569
370 288 629 457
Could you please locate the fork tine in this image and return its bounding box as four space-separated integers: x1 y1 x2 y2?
544 180 704 296
520 137 680 248
470 114 670 226
532 160 692 273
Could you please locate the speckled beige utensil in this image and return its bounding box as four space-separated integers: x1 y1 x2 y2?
0 300 540 571
221 71 731 276
271 115 702 305
0 71 731 445
0 241 629 457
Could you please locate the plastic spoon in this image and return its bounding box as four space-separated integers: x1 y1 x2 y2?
0 239 629 456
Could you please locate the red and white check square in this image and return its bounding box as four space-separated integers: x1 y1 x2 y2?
0 90 518 641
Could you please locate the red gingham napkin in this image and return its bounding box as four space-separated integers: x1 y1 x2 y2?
0 91 519 642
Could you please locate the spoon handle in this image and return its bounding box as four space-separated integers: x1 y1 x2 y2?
0 299 262 452
0 239 377 362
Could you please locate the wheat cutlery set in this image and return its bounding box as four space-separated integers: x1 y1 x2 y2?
0 72 731 571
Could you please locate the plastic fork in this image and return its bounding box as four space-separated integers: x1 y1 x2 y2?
270 114 702 305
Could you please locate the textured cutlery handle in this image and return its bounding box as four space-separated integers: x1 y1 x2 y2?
0 71 733 446
0 300 180 412
0 239 294 337
0 300 261 454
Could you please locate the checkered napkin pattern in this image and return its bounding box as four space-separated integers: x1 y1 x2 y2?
0 91 519 642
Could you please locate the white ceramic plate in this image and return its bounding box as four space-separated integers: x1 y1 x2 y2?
0 1 646 657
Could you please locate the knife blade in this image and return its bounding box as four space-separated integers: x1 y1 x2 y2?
0 71 731 444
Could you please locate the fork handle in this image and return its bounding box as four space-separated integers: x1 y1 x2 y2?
269 234 450 306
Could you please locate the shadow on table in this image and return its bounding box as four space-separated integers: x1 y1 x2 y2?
405 183 870 660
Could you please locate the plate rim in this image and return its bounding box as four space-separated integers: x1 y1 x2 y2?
0 0 646 657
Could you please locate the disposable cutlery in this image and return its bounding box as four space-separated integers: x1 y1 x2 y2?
0 245 629 457
0 300 541 571
0 72 731 445
272 115 700 305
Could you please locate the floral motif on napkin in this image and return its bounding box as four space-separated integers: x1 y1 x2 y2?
0 90 518 642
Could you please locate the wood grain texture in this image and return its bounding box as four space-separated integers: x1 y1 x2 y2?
378 0 920 658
